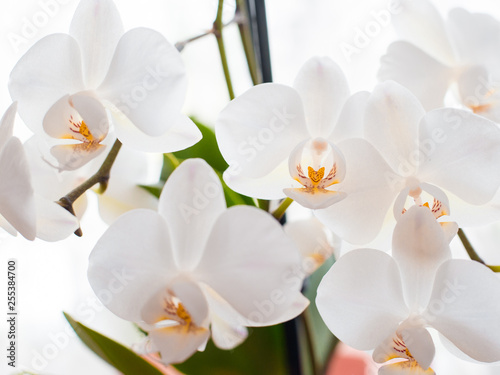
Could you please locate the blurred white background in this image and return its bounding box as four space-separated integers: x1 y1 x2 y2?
0 0 499 374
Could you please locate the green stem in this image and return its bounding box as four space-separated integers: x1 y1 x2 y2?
457 228 486 264
57 139 123 236
235 0 261 84
301 309 320 375
257 199 270 212
458 228 500 272
214 0 236 100
272 198 293 221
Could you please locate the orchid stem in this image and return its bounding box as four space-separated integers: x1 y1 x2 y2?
214 0 236 100
272 198 293 221
458 228 500 272
302 309 320 375
57 139 123 236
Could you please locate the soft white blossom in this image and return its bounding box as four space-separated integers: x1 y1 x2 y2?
87 158 309 364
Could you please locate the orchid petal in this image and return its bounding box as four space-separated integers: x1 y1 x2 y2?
202 285 248 350
109 108 202 153
69 0 124 87
284 188 346 210
393 0 455 65
216 83 309 178
400 325 435 370
315 138 397 245
447 8 500 74
34 195 79 241
43 93 108 142
378 362 435 375
329 91 370 142
88 209 177 322
222 159 291 200
392 206 451 311
196 206 309 326
149 326 210 365
424 259 500 363
364 81 425 173
292 56 350 138
284 217 340 275
159 159 226 270
417 108 500 205
0 103 17 152
316 249 409 350
49 143 106 172
0 138 36 240
378 41 453 110
98 28 186 137
9 34 85 134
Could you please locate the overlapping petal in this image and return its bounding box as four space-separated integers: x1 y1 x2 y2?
424 260 500 363
293 57 349 138
417 108 500 205
88 209 177 322
158 159 226 270
98 27 186 137
196 205 309 326
216 83 309 178
69 0 124 87
316 249 409 350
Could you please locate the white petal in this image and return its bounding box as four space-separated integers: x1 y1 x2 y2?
378 362 435 375
158 159 226 270
417 108 500 205
222 159 290 200
284 188 346 210
49 143 106 172
9 34 85 134
109 108 202 153
34 196 79 241
43 93 108 142
373 324 435 370
283 217 340 275
392 206 451 311
364 81 425 174
98 28 186 137
378 42 453 110
314 138 397 245
215 83 309 178
88 209 177 322
316 249 409 350
292 57 350 138
329 91 370 142
445 189 500 227
69 0 124 87
0 102 17 152
196 206 309 326
149 326 210 365
0 138 36 240
393 0 455 65
447 8 500 74
141 279 209 328
202 285 248 350
424 259 500 363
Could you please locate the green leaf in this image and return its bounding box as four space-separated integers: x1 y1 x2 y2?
174 325 288 375
303 256 338 372
63 312 164 375
173 118 228 173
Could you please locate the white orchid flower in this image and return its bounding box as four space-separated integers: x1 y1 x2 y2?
379 0 500 122
317 206 500 374
0 103 79 241
9 0 201 171
315 81 500 244
87 158 309 364
216 56 392 210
